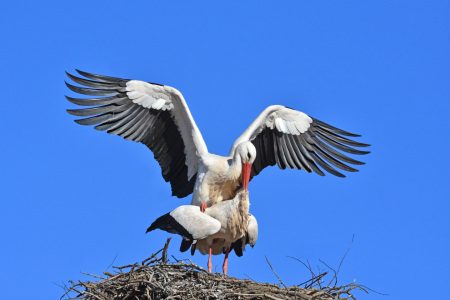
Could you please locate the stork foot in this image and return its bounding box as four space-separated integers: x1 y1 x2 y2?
200 203 207 213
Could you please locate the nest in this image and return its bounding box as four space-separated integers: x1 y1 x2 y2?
61 239 369 300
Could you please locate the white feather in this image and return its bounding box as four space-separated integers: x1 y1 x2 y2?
276 118 290 133
294 117 311 133
229 105 313 155
139 95 156 108
275 118 284 132
286 120 300 135
127 90 141 100
152 98 166 110
169 205 221 240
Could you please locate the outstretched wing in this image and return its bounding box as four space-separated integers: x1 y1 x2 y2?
66 70 208 198
229 105 370 179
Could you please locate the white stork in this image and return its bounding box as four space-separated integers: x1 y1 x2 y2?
65 70 370 210
147 189 257 274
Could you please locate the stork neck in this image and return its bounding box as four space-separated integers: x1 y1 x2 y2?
237 190 249 216
229 152 243 181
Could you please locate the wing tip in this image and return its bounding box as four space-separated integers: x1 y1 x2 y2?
66 71 82 83
74 118 90 125
358 142 371 148
75 69 89 77
318 172 326 177
66 109 78 116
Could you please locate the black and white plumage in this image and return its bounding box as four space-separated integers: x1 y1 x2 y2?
230 106 370 180
147 206 221 242
147 190 256 274
66 70 370 207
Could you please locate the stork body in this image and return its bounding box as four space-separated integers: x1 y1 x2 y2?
228 213 258 257
65 70 370 210
147 190 257 274
192 143 255 207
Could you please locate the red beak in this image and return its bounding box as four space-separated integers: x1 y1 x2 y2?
242 162 252 192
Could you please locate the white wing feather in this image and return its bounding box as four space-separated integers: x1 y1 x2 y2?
229 105 312 156
170 205 221 240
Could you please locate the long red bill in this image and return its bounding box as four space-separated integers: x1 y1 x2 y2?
242 162 252 192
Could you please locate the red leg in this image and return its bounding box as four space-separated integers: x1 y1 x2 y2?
207 245 212 273
223 247 230 275
200 203 207 213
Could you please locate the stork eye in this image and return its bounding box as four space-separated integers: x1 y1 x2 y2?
247 153 251 160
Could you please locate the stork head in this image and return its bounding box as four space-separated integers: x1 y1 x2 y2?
236 141 256 192
236 141 257 164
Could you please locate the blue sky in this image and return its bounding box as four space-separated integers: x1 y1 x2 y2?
1 1 449 299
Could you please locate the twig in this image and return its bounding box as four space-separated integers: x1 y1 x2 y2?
319 259 338 287
113 263 138 270
297 272 328 288
316 265 323 289
103 271 115 277
358 284 389 296
244 273 256 282
162 237 171 263
80 271 104 279
141 248 164 265
306 272 328 290
104 252 118 272
287 256 317 286
328 234 354 287
171 255 181 263
307 260 316 278
265 256 287 289
264 293 284 300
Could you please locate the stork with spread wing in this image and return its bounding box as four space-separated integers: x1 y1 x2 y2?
66 70 370 211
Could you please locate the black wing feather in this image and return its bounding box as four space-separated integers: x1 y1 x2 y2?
75 69 129 83
66 71 196 198
180 239 193 253
66 72 126 89
249 112 370 179
146 212 193 241
65 95 128 106
65 82 119 96
229 238 244 257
